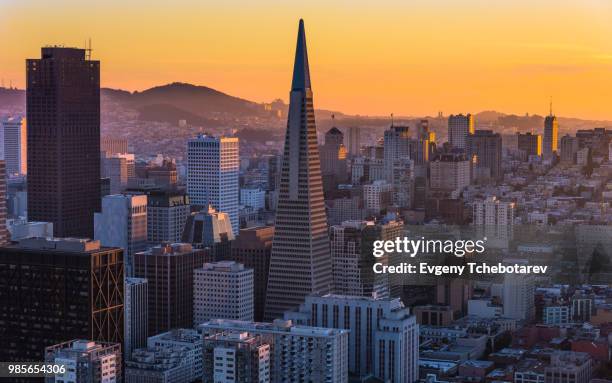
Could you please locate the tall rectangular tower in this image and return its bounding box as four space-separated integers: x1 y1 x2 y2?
264 20 333 320
544 112 559 160
26 47 100 237
1 116 27 176
448 113 474 150
187 134 239 234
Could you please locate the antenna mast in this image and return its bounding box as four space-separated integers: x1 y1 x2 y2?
86 38 92 60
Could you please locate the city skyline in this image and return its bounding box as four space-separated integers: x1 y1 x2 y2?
2 1 612 120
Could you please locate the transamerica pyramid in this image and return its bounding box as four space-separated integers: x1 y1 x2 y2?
264 19 333 321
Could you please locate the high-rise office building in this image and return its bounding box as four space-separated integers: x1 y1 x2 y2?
503 261 535 321
516 132 542 159
101 152 135 194
199 319 349 383
1 116 27 176
94 194 148 276
194 261 254 325
320 127 348 183
101 137 128 155
285 294 419 383
448 114 474 150
429 152 471 192
45 340 122 383
26 47 100 237
467 130 502 181
264 20 333 320
146 188 190 244
124 277 148 361
383 125 412 182
203 331 271 383
228 226 274 322
543 105 559 160
0 237 123 361
330 220 394 298
363 180 393 214
187 134 239 234
133 243 210 336
347 126 361 157
560 134 579 164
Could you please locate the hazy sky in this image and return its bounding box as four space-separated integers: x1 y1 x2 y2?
2 0 612 120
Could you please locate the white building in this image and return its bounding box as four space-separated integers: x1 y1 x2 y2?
285 294 419 383
124 277 148 361
194 261 254 325
126 329 203 383
199 319 349 383
545 351 592 383
448 114 474 150
94 194 147 276
1 116 27 176
187 134 239 234
363 180 393 213
240 187 266 211
203 331 271 383
503 262 535 321
473 196 515 226
543 305 570 325
45 340 121 383
430 152 471 192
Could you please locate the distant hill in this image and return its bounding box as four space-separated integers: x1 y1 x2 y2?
106 82 267 118
136 103 217 126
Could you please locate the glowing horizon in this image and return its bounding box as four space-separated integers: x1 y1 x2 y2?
2 0 612 120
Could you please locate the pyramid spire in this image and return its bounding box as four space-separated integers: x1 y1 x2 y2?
291 19 311 91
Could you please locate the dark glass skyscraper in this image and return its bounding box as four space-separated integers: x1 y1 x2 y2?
26 47 101 237
264 20 332 320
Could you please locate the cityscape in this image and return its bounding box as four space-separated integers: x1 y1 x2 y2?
1 3 612 383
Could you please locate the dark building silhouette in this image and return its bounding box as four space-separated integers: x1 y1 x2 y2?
133 243 210 336
0 238 123 362
26 47 100 237
264 20 333 320
0 161 8 245
228 226 274 321
467 129 502 182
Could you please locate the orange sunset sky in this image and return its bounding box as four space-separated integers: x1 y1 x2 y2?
1 0 612 120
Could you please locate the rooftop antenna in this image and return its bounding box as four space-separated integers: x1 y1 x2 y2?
391 113 394 127
86 38 92 60
549 96 553 116
331 113 335 126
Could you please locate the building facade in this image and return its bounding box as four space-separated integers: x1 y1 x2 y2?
26 47 100 237
187 134 239 234
264 20 333 320
194 261 254 325
0 237 124 361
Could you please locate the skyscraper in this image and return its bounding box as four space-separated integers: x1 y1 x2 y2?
187 134 239 234
133 243 210 336
264 20 333 321
448 113 474 150
0 116 27 176
517 132 542 160
0 237 124 361
347 126 361 157
124 277 148 361
467 129 502 182
543 103 559 160
26 47 100 237
94 194 148 276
